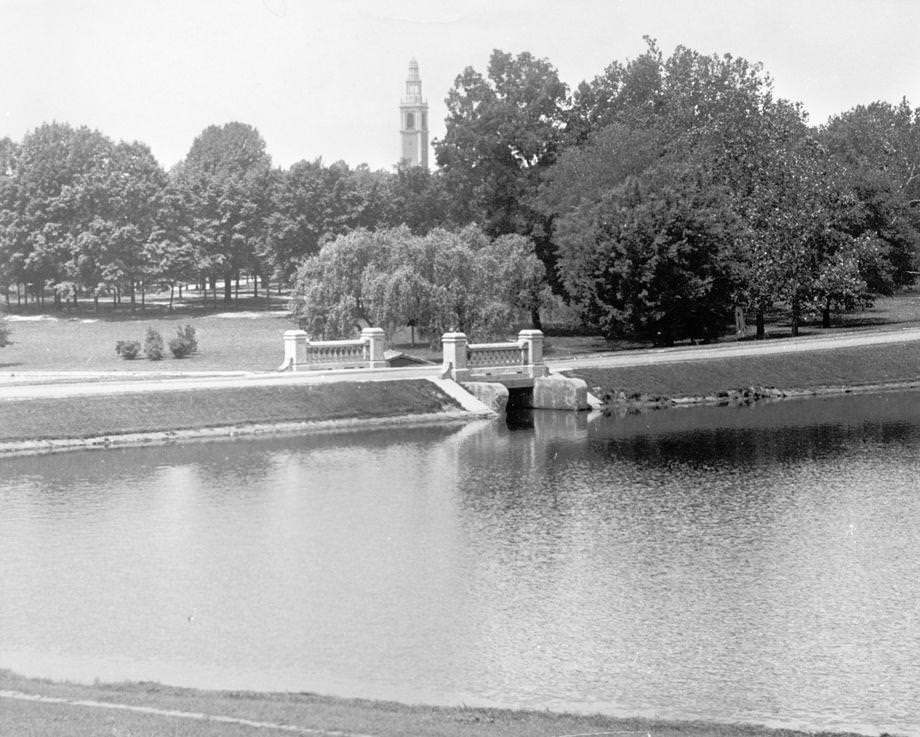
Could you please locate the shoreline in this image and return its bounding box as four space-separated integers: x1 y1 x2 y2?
0 377 495 457
4 376 920 457
0 669 875 737
600 379 920 411
0 409 492 458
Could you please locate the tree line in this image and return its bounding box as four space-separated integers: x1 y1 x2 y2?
0 121 450 311
434 38 920 342
2 38 920 344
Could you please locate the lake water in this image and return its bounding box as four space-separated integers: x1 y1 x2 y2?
2 392 920 735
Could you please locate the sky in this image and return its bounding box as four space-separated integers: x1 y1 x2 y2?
2 0 919 172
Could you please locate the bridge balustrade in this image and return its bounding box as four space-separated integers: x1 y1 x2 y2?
280 327 387 371
442 330 546 383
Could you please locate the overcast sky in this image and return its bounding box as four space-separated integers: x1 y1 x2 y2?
2 0 919 172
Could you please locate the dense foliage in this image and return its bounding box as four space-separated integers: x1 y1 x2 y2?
1 39 919 344
290 226 549 343
530 40 920 340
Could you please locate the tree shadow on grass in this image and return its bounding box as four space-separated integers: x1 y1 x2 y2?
0 362 24 369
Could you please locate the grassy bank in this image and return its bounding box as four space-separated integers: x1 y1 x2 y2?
0 380 462 444
567 341 920 402
0 670 869 737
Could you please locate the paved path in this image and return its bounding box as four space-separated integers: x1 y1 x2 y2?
0 365 442 401
3 326 920 401
545 325 920 371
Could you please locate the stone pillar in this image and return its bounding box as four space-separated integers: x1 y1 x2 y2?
518 329 546 377
361 327 388 369
441 332 470 381
281 329 308 371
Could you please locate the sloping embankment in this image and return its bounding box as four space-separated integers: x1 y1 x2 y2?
0 379 489 456
565 340 920 407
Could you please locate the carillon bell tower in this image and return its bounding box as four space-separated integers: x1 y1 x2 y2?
399 58 429 169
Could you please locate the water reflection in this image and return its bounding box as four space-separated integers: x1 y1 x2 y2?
2 395 920 735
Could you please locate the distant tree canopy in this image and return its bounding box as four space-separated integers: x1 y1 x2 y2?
1 41 919 347
0 123 460 310
0 122 167 309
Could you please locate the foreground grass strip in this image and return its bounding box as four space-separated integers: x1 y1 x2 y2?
567 341 920 399
0 670 873 737
0 380 462 442
0 689 375 736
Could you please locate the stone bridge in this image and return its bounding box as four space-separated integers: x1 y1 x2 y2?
279 327 591 411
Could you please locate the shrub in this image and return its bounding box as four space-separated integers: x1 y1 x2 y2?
0 320 10 348
115 340 141 360
169 336 194 358
144 328 164 360
168 325 198 358
179 325 198 353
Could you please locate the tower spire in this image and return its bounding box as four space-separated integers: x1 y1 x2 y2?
399 58 429 169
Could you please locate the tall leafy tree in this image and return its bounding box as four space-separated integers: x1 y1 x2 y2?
0 137 19 302
264 159 407 284
820 100 920 290
174 122 272 302
542 41 898 339
9 123 114 303
434 49 570 280
382 166 451 234
554 164 745 344
0 123 168 309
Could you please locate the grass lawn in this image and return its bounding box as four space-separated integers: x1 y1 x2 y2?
4 288 920 373
0 297 294 373
568 341 920 399
0 670 867 737
0 380 461 442
545 289 920 357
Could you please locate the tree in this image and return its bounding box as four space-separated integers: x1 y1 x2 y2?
542 40 899 339
0 137 19 303
290 227 400 339
264 160 337 283
479 233 552 329
6 123 115 304
290 226 550 344
263 159 411 285
820 100 920 290
174 122 272 302
743 137 877 334
95 141 169 310
434 50 570 281
554 165 744 344
383 166 451 234
144 182 201 309
0 123 168 309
